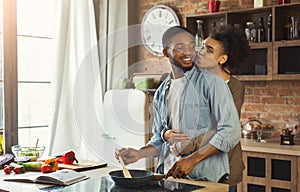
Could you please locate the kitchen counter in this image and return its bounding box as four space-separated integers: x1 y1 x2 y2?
0 166 229 192
241 138 300 156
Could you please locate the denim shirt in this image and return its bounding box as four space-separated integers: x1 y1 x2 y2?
147 66 241 182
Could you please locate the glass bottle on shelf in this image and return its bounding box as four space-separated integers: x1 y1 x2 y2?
291 16 299 40
195 19 204 53
267 14 272 42
245 21 256 42
250 22 256 42
257 17 265 43
245 22 252 41
211 22 217 33
220 18 225 26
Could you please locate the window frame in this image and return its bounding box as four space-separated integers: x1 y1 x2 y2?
3 0 18 153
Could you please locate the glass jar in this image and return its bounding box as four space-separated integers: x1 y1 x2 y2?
245 22 255 42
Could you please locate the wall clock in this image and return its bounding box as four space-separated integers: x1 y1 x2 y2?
141 5 180 57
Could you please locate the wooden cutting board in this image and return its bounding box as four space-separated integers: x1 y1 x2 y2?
58 160 107 172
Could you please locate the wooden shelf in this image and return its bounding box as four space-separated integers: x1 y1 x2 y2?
186 2 300 81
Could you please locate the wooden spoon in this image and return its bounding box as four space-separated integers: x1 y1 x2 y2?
115 149 132 178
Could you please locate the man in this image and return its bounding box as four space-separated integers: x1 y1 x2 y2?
116 26 241 183
164 25 249 191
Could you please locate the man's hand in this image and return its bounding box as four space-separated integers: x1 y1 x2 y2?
164 129 190 143
165 156 197 179
115 145 159 165
115 147 141 165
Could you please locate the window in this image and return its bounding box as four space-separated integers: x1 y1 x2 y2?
17 0 54 147
1 0 54 152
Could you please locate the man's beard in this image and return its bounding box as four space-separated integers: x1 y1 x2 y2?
174 62 193 72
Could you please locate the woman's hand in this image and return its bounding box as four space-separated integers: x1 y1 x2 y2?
165 156 197 179
164 129 190 144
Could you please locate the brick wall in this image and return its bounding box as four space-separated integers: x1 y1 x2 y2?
132 0 300 135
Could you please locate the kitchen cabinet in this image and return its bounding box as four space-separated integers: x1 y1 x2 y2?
239 139 300 192
186 3 300 81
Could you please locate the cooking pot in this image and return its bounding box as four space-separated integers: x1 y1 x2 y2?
108 169 165 187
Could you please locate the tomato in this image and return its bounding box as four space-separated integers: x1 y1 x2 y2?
4 165 10 169
44 158 58 172
13 167 22 174
4 166 11 174
41 164 53 173
10 162 26 173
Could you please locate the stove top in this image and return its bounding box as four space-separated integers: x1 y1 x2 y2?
40 176 205 192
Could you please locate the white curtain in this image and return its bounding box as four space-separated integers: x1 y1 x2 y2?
48 0 129 162
48 0 104 161
98 0 129 91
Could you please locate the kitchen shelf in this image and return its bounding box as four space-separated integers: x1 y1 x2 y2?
186 2 300 81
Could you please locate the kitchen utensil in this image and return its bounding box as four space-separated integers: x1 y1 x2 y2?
115 149 132 178
108 169 165 187
34 138 39 154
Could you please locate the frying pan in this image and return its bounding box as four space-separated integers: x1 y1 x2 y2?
108 169 165 187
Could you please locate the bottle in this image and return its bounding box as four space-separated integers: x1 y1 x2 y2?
250 22 256 42
257 17 265 43
245 22 252 41
267 14 272 42
195 20 204 47
195 20 204 53
211 22 217 33
245 22 256 42
0 130 3 155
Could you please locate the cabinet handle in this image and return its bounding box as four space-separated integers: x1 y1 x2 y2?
102 133 116 139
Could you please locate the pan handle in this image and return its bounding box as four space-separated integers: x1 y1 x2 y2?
153 173 165 180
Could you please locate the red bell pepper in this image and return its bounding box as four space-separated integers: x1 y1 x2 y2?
41 164 53 173
56 150 78 164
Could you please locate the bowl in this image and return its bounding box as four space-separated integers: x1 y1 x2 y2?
11 145 45 161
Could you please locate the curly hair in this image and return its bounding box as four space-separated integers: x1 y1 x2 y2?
209 25 250 75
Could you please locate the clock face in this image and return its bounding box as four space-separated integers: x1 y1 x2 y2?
141 5 180 56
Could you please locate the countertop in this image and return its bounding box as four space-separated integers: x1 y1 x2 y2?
0 166 229 192
241 138 300 156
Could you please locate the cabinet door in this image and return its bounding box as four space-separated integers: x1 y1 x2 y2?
273 40 300 80
242 151 298 192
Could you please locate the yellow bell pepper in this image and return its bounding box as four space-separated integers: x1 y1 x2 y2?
44 158 58 172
